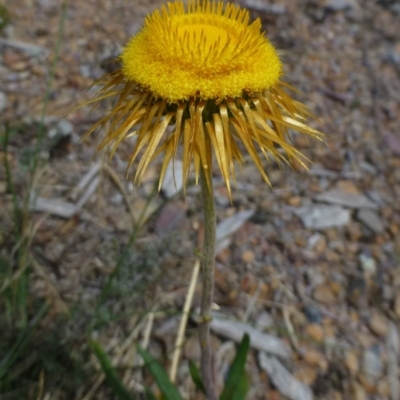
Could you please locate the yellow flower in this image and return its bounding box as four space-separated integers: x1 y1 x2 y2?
85 0 323 196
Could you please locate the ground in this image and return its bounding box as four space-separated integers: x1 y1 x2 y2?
1 0 400 399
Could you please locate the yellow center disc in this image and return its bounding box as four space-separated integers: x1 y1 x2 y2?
121 1 282 101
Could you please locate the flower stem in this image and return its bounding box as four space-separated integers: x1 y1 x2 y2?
199 166 218 400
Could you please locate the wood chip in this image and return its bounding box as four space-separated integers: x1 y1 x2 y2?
258 353 313 400
30 195 76 219
210 315 291 358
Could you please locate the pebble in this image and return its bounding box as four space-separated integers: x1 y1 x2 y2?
307 232 327 254
346 222 363 241
347 276 367 308
306 323 324 343
295 365 317 386
0 91 7 113
359 253 377 276
357 209 385 234
323 0 358 12
315 189 378 210
294 204 350 229
394 292 400 317
344 350 359 375
240 0 286 14
302 348 328 371
303 305 322 324
377 379 390 397
57 120 74 137
368 311 389 337
351 381 368 400
287 196 302 206
242 249 255 263
313 284 336 305
362 345 383 386
216 209 255 241
256 311 274 330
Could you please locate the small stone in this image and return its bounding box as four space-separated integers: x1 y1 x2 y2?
242 250 255 263
377 379 390 397
256 311 274 330
344 350 359 375
294 204 350 229
0 92 7 113
315 189 378 209
303 306 322 324
359 253 376 276
368 311 389 337
357 209 385 234
346 222 363 241
351 381 367 400
287 196 302 206
302 348 328 370
329 281 342 296
347 276 367 308
355 331 376 349
336 180 360 194
241 0 286 14
394 292 400 317
362 345 383 385
295 365 317 386
306 323 324 343
313 285 336 305
307 233 327 253
56 120 73 137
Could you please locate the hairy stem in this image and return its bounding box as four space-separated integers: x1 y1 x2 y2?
199 166 218 400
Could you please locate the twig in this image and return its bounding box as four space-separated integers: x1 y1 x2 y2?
170 259 201 383
242 281 262 322
102 163 137 227
141 312 155 350
70 161 101 201
282 308 299 351
36 370 45 400
75 176 100 211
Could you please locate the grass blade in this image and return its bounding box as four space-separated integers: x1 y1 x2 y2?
219 333 250 400
138 345 184 400
91 340 136 400
188 360 206 395
230 373 249 400
0 303 48 381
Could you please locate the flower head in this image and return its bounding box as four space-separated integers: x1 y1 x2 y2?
85 0 323 196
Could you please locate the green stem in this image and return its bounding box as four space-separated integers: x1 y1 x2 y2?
199 166 218 400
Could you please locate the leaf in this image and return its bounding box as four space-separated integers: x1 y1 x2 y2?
230 373 249 400
138 345 184 400
91 340 136 400
219 333 250 400
188 360 206 394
